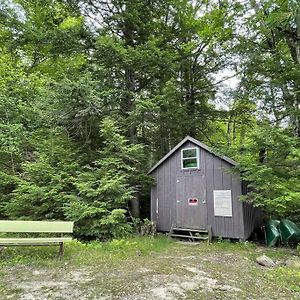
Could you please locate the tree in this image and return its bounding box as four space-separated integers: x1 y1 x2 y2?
64 118 145 240
237 124 300 221
237 0 300 136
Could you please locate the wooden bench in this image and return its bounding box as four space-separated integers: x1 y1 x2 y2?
0 220 74 257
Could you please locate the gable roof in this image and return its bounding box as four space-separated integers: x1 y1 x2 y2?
148 136 237 174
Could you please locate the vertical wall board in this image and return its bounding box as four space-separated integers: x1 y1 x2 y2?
161 162 166 230
241 180 265 238
241 181 248 237
231 173 244 238
221 161 235 237
242 181 251 238
247 203 254 239
175 148 181 173
156 167 165 231
205 151 215 233
152 170 159 230
150 178 157 223
163 160 171 230
162 163 170 231
169 150 177 228
175 144 182 176
175 174 183 228
246 180 264 238
151 171 158 222
243 201 263 239
243 202 253 239
213 157 225 237
200 149 207 227
200 148 206 174
242 201 249 238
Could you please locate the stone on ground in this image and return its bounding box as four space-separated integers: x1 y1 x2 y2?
256 255 275 267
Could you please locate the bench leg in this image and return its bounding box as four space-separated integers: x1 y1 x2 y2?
59 242 64 258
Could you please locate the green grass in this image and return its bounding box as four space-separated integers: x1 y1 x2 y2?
264 266 300 292
0 234 174 267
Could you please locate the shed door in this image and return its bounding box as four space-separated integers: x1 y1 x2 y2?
176 176 207 229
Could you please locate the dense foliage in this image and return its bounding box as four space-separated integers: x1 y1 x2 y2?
0 0 299 239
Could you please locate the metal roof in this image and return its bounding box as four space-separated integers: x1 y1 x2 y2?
148 136 237 174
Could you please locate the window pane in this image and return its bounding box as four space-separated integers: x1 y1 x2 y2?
182 148 197 158
183 158 198 168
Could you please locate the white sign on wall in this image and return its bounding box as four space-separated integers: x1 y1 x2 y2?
213 190 232 217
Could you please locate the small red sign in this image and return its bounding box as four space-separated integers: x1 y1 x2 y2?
188 198 198 206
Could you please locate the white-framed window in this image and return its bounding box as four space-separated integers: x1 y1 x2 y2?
181 147 200 170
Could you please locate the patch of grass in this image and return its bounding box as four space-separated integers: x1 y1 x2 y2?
262 247 294 259
205 240 295 262
0 246 60 267
209 239 257 251
0 234 173 267
71 234 175 266
265 266 300 292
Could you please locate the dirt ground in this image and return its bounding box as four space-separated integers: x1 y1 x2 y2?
1 240 300 300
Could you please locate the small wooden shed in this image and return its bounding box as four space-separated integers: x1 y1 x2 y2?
149 136 261 240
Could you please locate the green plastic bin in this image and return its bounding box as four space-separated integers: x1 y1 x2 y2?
279 219 300 244
266 219 280 247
